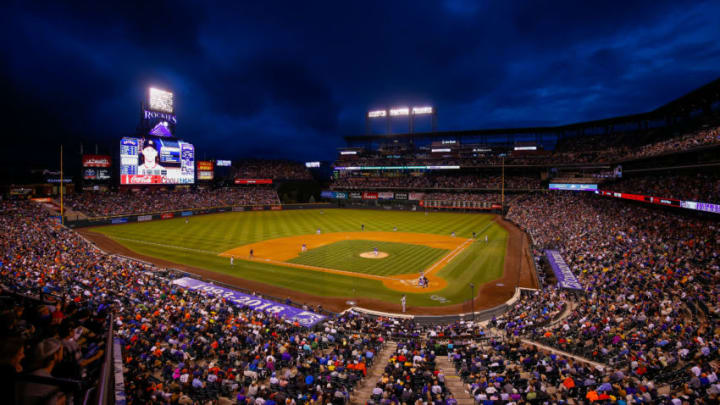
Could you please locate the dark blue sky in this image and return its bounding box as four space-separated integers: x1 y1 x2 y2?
2 0 719 168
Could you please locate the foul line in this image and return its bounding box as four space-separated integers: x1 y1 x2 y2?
421 219 498 276
423 238 474 276
106 235 396 281
107 229 495 284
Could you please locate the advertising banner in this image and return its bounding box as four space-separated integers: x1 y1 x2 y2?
378 191 394 200
197 171 214 180
235 179 273 184
271 206 282 211
111 218 128 224
172 277 326 327
362 192 378 200
121 174 165 185
82 155 112 168
197 161 214 171
232 206 245 212
161 213 174 219
549 183 597 191
395 192 408 200
350 192 362 199
681 201 720 214
181 211 193 217
545 250 583 291
252 206 264 211
408 192 425 201
138 215 152 222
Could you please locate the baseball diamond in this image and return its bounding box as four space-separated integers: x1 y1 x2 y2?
83 208 536 313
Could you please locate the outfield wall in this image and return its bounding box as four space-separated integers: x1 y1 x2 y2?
65 202 334 228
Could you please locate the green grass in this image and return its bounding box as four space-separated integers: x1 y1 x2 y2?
288 240 449 276
90 209 508 307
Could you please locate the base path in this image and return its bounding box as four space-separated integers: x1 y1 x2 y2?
219 231 466 261
220 231 469 293
78 215 537 315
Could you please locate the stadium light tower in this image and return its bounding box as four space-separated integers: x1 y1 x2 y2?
366 106 437 134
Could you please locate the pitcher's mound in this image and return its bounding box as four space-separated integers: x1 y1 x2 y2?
359 251 389 259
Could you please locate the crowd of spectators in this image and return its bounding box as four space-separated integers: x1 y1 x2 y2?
0 201 389 404
606 173 720 204
231 160 312 180
369 339 452 404
65 187 280 217
503 192 720 402
4 182 720 403
330 175 540 191
422 193 500 204
336 123 720 168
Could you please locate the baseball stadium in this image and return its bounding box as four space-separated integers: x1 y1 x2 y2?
3 2 720 405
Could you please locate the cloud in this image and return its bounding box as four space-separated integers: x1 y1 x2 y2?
1 0 719 176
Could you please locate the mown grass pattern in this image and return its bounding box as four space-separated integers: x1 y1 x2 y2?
288 239 448 276
91 209 507 307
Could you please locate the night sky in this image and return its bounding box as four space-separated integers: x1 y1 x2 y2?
2 0 720 175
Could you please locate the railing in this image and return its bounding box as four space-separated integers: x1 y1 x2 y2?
95 314 115 405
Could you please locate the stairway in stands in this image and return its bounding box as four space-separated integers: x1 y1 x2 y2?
435 355 475 405
350 341 396 405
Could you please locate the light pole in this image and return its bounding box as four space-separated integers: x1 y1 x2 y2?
469 283 475 321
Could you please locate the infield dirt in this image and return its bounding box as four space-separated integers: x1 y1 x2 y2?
78 215 537 315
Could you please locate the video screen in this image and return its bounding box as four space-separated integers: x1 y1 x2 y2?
120 137 195 184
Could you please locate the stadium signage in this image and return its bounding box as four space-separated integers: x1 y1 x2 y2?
235 179 273 184
305 161 320 168
394 192 408 200
232 207 245 212
334 165 459 171
197 161 214 171
181 211 193 217
321 191 347 199
171 277 326 327
681 201 720 214
549 183 597 191
350 192 362 199
595 190 720 214
143 110 177 124
367 110 386 118
82 155 112 167
111 218 128 224
161 213 174 219
197 171 213 180
122 174 165 184
362 192 378 200
545 250 583 291
216 160 232 167
138 215 152 222
271 206 282 210
378 192 394 200
408 192 425 201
